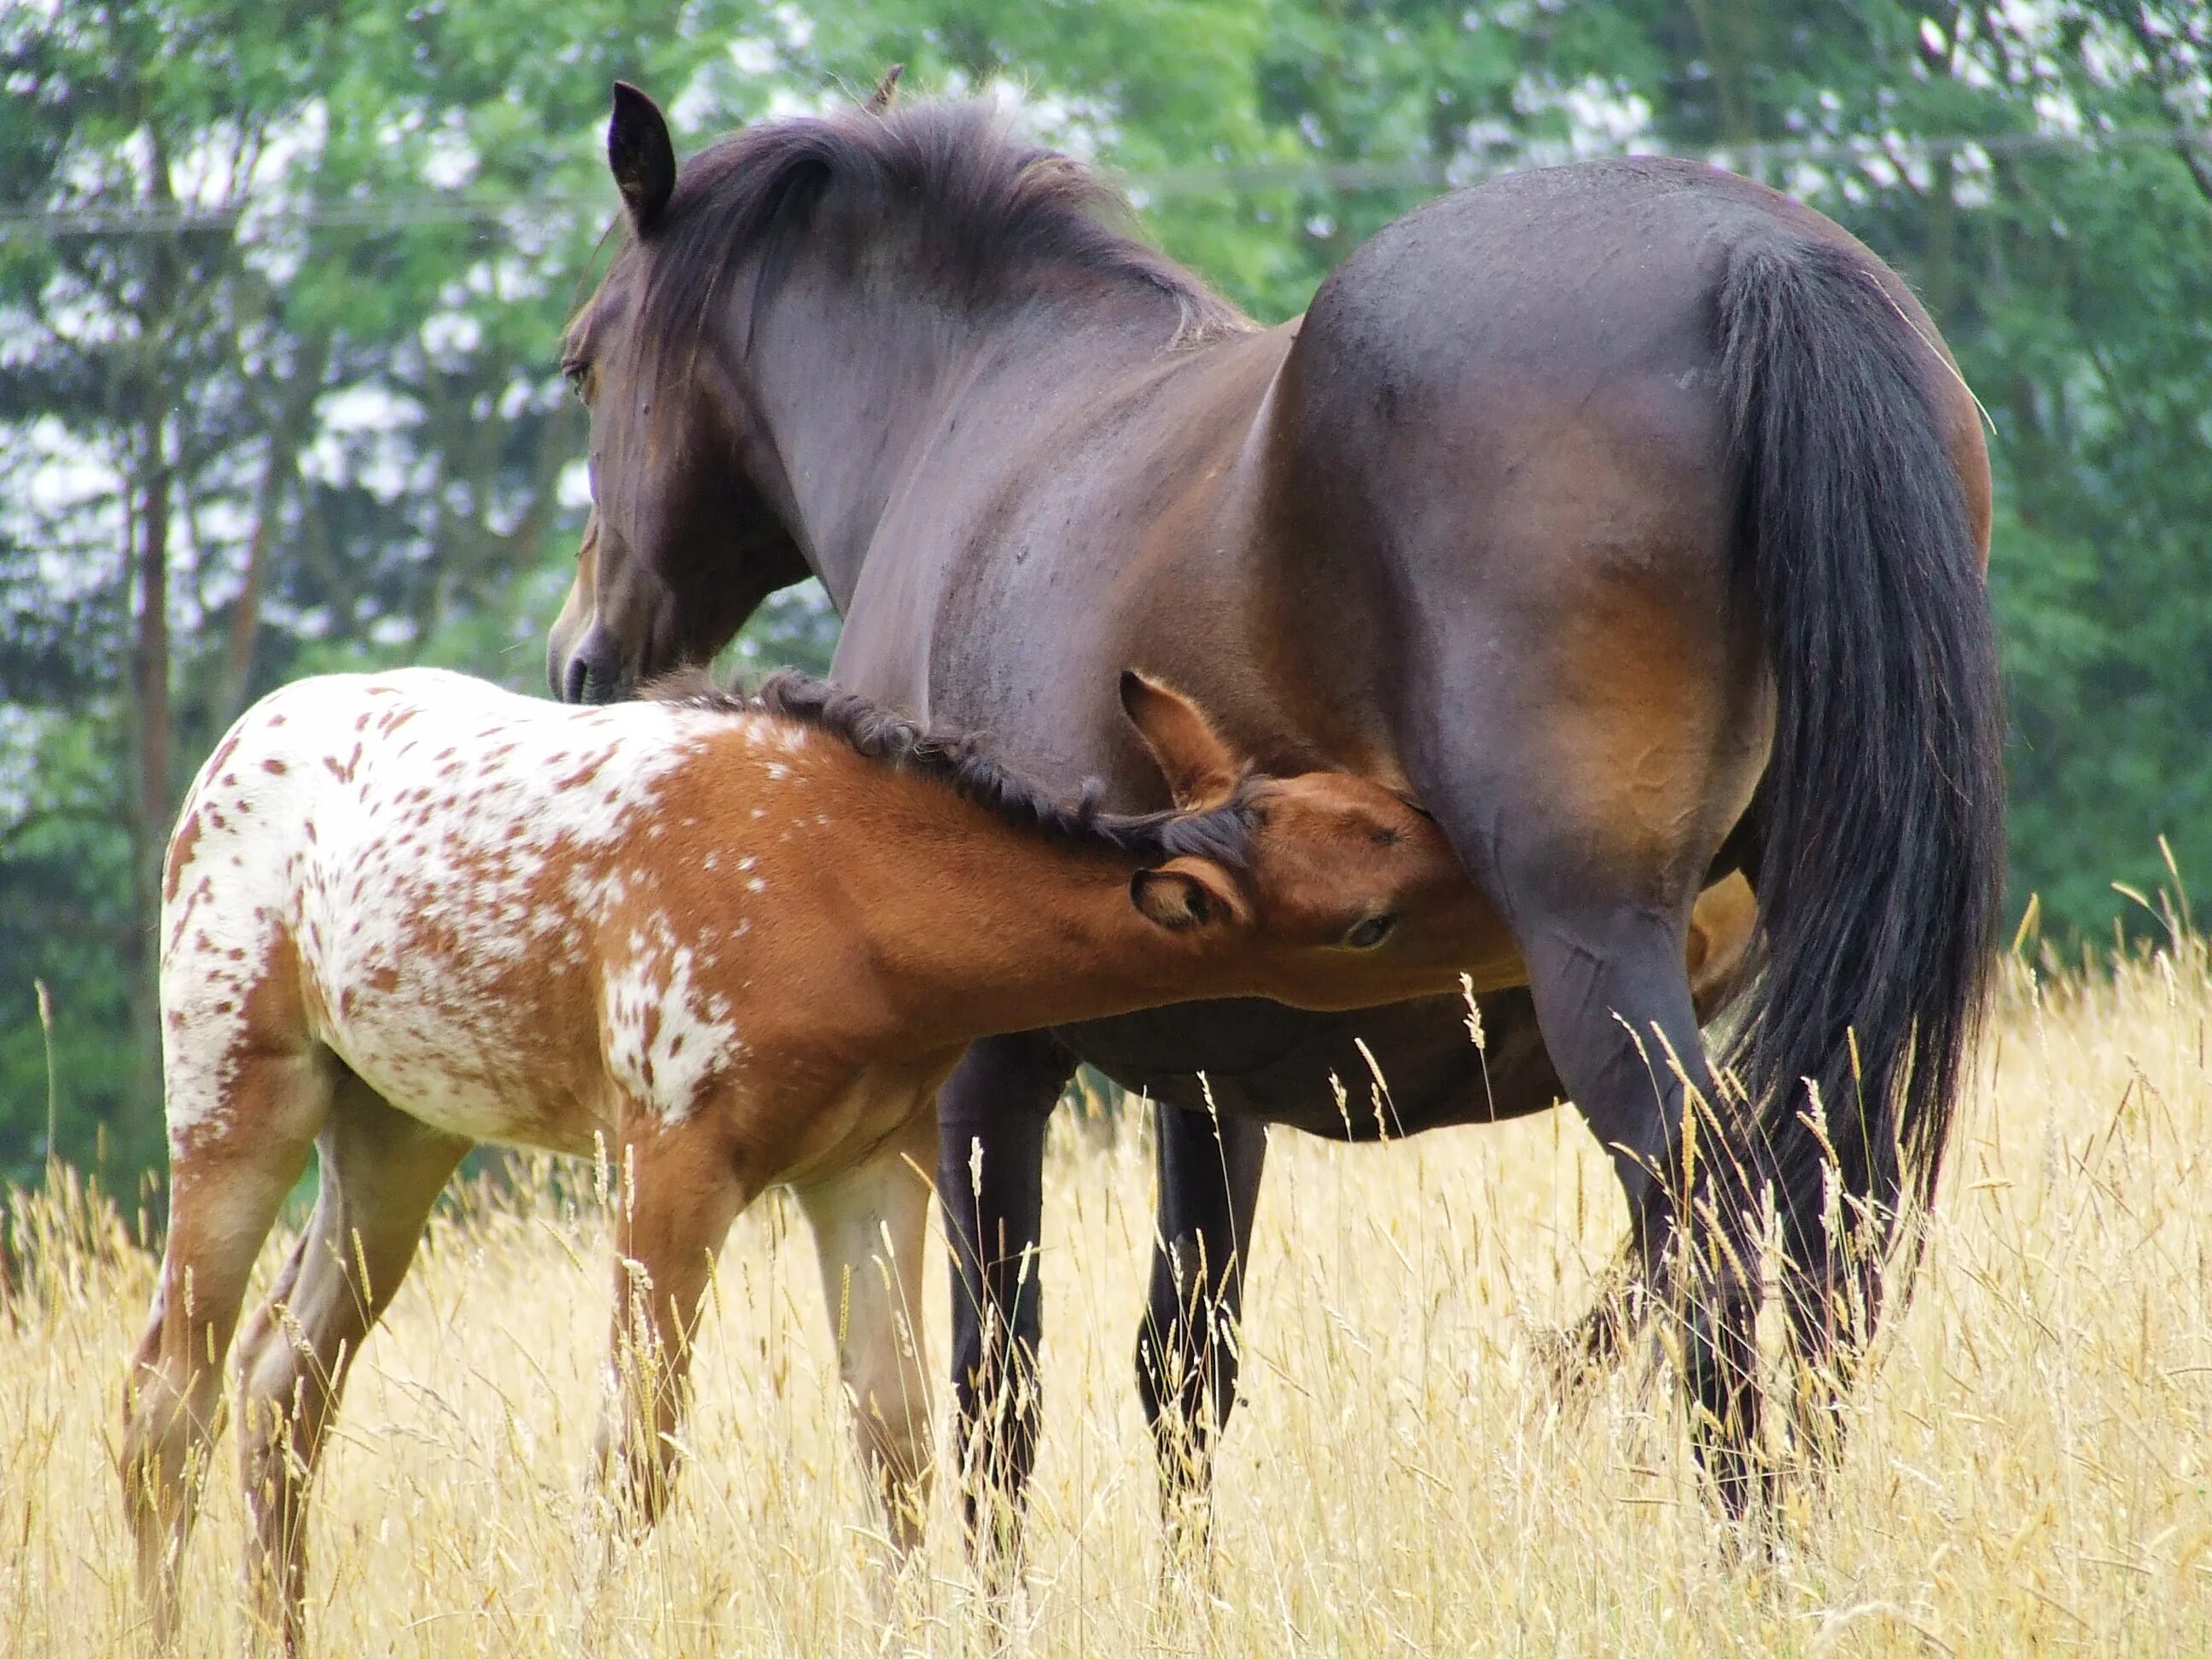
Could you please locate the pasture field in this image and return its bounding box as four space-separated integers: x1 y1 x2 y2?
3 938 2209 1656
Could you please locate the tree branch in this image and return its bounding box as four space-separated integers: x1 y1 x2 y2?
2120 3 2212 208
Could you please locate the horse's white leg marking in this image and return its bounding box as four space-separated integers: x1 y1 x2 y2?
234 1075 469 1654
122 1047 329 1649
795 1109 939 1555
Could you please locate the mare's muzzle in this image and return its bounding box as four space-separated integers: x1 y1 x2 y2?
552 623 630 705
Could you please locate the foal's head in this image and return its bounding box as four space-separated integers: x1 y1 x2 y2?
1117 673 1485 1009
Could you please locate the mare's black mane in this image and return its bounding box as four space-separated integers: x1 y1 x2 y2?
654 668 1254 871
591 97 1248 375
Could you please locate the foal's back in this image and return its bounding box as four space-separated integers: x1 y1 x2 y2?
161 669 782 1154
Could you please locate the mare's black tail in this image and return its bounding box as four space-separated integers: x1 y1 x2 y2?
1709 236 2005 1408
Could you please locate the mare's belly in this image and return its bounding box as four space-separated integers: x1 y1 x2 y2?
1059 989 1565 1140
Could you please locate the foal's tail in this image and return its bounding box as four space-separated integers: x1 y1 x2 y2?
1708 238 2005 1393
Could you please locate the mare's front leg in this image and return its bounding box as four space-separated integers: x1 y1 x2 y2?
795 1111 938 1555
1138 1100 1266 1565
598 1106 748 1533
937 1030 1074 1571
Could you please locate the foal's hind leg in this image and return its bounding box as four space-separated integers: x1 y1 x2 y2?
234 1076 467 1652
796 1112 938 1556
122 1050 329 1645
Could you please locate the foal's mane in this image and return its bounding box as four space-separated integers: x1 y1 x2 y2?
588 97 1249 374
655 669 1255 870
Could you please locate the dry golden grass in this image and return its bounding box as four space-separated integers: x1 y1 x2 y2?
5 939 2211 1656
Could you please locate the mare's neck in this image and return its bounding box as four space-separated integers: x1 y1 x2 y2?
736 224 1206 609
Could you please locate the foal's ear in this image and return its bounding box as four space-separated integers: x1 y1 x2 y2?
608 82 678 234
1130 858 1251 932
1120 670 1241 809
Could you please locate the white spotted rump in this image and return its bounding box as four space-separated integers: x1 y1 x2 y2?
158 670 798 1150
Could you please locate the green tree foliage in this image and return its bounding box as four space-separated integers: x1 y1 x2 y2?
0 0 736 1171
2 0 2206 1179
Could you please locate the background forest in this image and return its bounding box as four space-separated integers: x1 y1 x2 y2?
2 0 2207 1182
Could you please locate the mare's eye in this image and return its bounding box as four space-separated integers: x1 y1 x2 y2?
562 360 592 401
1344 913 1397 951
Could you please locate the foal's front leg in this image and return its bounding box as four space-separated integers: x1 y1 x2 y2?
796 1111 938 1555
598 1109 748 1533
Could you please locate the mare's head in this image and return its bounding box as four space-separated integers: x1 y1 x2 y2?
550 77 1238 703
546 84 812 703
1116 673 1487 1009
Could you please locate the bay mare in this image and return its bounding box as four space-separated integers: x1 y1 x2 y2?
126 663 1499 1650
549 82 2005 1545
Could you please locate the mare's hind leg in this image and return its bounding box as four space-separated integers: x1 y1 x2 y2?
234 1075 467 1652
1464 830 1767 1509
1522 898 1760 1420
122 1050 329 1646
795 1112 938 1555
1411 672 1767 1504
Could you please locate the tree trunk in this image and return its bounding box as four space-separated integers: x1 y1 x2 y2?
217 463 274 725
1923 150 1958 326
127 107 179 1140
217 329 329 726
126 402 172 1132
1684 0 1761 151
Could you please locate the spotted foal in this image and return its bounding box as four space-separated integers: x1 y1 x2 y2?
123 664 1490 1648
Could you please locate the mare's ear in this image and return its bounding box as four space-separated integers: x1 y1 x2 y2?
609 82 677 234
1130 857 1251 932
1120 670 1240 809
864 63 904 114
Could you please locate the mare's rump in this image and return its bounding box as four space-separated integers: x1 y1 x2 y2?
1274 157 2000 1468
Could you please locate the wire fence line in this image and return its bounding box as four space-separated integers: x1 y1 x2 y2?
2 121 2204 239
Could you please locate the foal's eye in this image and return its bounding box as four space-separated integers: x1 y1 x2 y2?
562 359 592 401
1344 913 1398 951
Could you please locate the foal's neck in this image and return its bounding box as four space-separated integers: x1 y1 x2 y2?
773 737 1239 1044
884 831 1231 1045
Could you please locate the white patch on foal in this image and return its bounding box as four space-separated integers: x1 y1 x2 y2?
600 922 746 1125
160 671 780 1148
